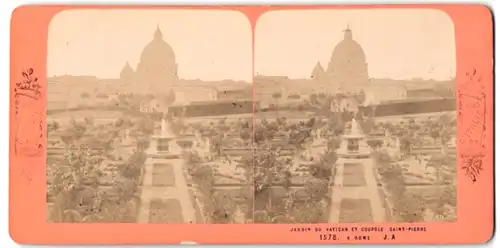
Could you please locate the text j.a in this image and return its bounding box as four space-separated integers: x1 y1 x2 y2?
384 234 396 240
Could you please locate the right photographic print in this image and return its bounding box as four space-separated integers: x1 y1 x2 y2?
253 9 457 224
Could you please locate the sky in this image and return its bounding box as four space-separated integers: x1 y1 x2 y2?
254 9 456 80
47 10 252 82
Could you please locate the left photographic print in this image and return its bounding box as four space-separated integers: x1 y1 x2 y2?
45 9 254 224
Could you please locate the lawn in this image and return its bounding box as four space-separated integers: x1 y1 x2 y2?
151 164 176 187
339 198 374 223
342 163 367 187
148 198 184 223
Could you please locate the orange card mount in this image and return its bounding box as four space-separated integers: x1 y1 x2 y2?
9 4 494 245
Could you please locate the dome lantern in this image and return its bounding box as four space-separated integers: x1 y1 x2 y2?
154 23 163 41
343 24 352 40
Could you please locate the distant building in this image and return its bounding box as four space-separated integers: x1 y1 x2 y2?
363 84 407 106
312 25 369 94
119 62 135 84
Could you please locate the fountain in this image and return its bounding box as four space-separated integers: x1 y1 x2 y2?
336 118 372 158
147 116 180 159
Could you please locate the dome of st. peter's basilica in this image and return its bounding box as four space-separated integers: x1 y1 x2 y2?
135 24 178 85
326 26 369 91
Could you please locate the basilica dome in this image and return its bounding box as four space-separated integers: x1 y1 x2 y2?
135 25 178 85
326 26 369 92
327 27 367 76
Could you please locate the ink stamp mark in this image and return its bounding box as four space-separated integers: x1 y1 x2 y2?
458 68 487 183
14 68 44 157
461 155 483 183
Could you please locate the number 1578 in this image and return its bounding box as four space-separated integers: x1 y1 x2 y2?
319 234 337 241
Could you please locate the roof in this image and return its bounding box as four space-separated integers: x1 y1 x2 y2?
169 98 255 107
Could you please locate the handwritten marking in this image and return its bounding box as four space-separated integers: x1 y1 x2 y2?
458 68 487 183
14 68 44 157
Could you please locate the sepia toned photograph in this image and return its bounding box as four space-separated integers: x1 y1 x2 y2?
45 9 254 224
253 9 457 223
45 8 458 225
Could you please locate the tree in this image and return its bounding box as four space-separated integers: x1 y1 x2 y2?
276 116 287 128
360 117 375 134
275 179 329 224
118 150 146 182
48 121 60 133
187 159 237 224
164 90 176 105
356 91 366 104
117 93 143 111
65 118 87 141
377 153 425 222
253 147 294 223
272 92 282 99
309 149 337 180
49 118 146 223
137 116 155 135
49 144 105 222
340 110 353 123
326 113 345 135
400 131 414 155
426 152 456 219
115 116 133 128
136 137 150 151
428 123 441 145
211 132 225 156
294 179 329 223
367 139 383 150
254 126 275 145
240 129 251 147
289 129 312 149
